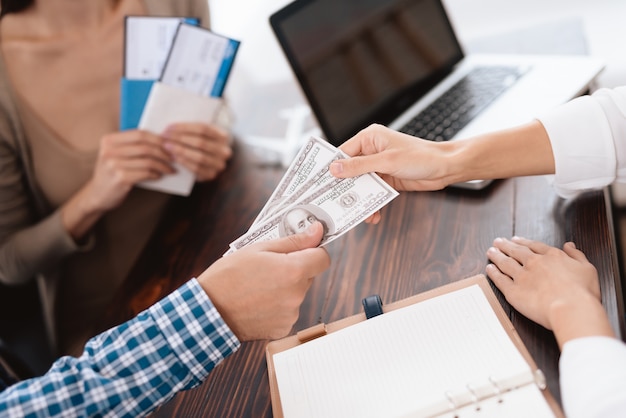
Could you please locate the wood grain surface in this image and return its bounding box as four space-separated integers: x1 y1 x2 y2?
98 142 625 417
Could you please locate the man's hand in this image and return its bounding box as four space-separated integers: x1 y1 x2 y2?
197 222 330 341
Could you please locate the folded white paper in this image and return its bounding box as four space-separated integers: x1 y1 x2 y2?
137 82 222 196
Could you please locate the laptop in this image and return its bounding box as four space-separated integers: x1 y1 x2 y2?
269 0 605 189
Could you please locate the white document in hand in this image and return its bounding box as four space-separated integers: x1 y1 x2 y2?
135 24 239 196
124 16 195 80
137 82 222 196
160 23 240 97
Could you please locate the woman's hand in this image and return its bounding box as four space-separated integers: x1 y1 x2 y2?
88 129 175 210
330 124 454 192
62 129 175 240
486 237 614 348
163 122 233 182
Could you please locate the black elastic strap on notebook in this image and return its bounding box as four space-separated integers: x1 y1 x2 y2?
362 295 384 319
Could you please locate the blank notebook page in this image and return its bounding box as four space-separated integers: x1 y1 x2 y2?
273 284 556 418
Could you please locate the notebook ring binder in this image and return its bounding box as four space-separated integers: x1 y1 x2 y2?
488 376 504 403
466 384 481 411
444 390 459 416
361 295 384 319
534 369 548 390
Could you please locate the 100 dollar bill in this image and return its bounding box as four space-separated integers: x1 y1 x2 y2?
253 136 337 224
230 168 398 250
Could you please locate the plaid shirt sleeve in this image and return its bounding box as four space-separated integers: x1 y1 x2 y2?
0 278 240 417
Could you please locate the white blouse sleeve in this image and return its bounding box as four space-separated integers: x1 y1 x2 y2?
559 336 626 418
537 87 626 198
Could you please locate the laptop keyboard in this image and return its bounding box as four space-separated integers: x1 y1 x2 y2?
399 66 525 141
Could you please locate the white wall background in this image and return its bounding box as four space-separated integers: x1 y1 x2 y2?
207 0 626 140
209 0 626 86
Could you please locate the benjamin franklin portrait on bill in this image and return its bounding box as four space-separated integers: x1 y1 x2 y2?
278 204 335 238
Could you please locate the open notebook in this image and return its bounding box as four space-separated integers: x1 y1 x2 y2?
266 275 563 418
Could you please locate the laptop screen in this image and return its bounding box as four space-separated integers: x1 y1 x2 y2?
270 0 464 145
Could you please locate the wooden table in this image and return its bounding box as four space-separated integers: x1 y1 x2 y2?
100 141 625 417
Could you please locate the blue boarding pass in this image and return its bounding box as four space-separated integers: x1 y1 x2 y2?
160 23 240 98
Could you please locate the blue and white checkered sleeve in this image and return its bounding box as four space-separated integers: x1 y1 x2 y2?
0 278 240 418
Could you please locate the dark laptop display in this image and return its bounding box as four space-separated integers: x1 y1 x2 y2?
270 0 464 145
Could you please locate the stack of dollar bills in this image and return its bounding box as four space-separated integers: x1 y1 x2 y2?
227 136 399 253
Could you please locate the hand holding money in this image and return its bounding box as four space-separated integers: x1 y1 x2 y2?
228 136 398 252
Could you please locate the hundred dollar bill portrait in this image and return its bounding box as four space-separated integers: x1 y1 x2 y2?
278 204 335 237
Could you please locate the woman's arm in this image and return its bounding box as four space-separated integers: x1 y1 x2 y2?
485 236 626 418
330 87 626 197
330 120 554 191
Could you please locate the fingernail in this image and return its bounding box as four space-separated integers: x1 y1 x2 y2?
493 237 503 243
512 236 523 241
330 162 343 175
164 142 174 152
487 247 498 254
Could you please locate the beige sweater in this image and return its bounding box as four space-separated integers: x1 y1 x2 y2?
0 0 211 353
